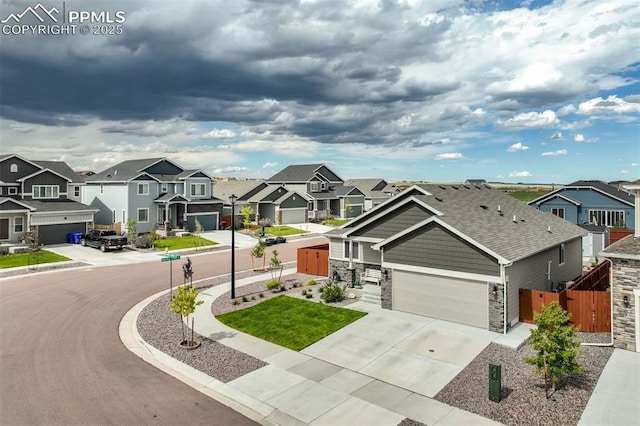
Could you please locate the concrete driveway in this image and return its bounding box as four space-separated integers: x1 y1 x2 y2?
302 301 501 398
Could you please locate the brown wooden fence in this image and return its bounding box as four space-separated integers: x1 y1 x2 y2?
610 228 634 244
94 222 122 235
297 244 329 277
519 262 611 332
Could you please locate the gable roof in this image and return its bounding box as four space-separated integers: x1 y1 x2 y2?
529 180 635 207
86 158 166 182
344 178 399 198
212 180 264 202
334 184 586 263
267 163 343 183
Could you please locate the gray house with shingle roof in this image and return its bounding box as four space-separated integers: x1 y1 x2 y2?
344 178 400 211
267 163 365 219
327 184 586 333
0 154 98 245
85 158 222 234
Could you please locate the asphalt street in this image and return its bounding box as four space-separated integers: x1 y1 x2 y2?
0 236 326 425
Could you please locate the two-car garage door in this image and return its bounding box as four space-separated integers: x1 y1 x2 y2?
393 270 488 328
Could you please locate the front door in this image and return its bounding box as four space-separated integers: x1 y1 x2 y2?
0 218 8 240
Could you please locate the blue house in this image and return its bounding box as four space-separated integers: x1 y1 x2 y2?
528 180 635 257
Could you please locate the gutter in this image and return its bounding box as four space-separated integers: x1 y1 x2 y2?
580 257 614 347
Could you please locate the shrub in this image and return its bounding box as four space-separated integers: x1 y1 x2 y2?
306 293 313 299
232 300 240 305
266 280 281 292
320 281 346 303
307 288 312 293
134 234 152 248
251 296 256 301
259 293 264 298
242 296 249 303
302 290 307 296
525 301 583 397
306 279 316 286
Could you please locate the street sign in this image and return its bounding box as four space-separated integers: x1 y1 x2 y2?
161 253 181 262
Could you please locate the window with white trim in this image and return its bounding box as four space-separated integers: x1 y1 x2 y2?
137 183 149 195
32 185 59 199
14 217 23 233
344 240 359 260
309 182 319 192
551 207 565 219
8 187 17 195
161 184 168 193
190 183 206 197
74 186 80 197
589 209 625 227
10 163 18 173
559 243 565 265
137 208 149 223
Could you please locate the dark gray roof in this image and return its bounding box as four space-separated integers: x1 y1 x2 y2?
33 160 78 181
154 193 189 202
579 224 609 233
335 184 586 262
86 158 164 182
22 199 98 213
267 164 324 183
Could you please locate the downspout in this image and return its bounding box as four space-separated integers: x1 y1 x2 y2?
581 257 614 347
501 262 512 335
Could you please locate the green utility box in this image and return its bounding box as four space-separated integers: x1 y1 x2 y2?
489 363 502 403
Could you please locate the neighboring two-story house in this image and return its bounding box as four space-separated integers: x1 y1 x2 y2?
0 154 98 245
84 158 223 234
267 164 365 220
326 184 586 333
528 180 636 258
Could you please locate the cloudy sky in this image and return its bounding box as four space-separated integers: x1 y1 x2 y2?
1 0 639 183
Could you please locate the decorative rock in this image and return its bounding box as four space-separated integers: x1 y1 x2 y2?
348 292 356 299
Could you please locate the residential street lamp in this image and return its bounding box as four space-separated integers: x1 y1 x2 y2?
229 194 238 299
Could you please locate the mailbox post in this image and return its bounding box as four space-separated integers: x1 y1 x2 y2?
489 362 502 403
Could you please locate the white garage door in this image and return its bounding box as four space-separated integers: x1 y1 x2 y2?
393 270 488 328
280 208 306 224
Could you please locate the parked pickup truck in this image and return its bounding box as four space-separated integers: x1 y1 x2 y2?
80 230 127 252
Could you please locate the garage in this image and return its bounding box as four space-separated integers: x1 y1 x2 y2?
186 213 218 232
393 269 488 328
280 208 306 224
38 222 87 245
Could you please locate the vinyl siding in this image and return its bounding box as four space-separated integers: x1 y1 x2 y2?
329 237 343 259
0 157 40 183
128 181 159 233
384 222 500 276
505 237 583 325
85 183 128 225
352 202 433 239
144 160 183 175
279 194 307 208
361 242 381 264
23 171 69 198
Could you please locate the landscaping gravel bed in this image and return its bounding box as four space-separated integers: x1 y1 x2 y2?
435 339 614 426
0 262 89 278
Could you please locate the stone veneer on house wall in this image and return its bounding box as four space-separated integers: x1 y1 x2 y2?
611 258 639 351
488 283 505 333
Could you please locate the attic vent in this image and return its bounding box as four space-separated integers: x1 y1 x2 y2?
107 174 112 178
452 186 459 190
520 218 526 223
439 185 446 190
497 204 501 212
548 226 552 233
513 215 517 222
480 204 488 210
435 197 443 202
464 185 471 189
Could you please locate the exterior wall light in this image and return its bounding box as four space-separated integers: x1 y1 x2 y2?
623 295 630 308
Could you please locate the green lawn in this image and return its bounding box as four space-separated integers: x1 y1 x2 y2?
0 251 71 268
264 226 307 237
322 219 350 227
153 235 217 250
216 295 367 351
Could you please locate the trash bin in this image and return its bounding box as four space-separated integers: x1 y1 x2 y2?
67 233 75 244
72 232 83 244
